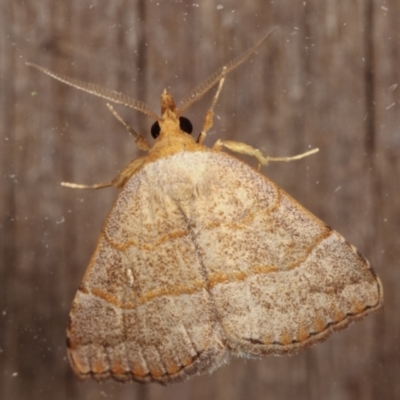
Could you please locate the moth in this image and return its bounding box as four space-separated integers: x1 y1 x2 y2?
27 29 383 384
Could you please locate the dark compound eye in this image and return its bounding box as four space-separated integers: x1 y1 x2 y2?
151 117 192 139
151 121 161 139
179 116 193 134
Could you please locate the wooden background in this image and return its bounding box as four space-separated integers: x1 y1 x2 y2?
1 0 399 399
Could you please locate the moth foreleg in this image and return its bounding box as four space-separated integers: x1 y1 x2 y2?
106 103 150 151
196 67 227 145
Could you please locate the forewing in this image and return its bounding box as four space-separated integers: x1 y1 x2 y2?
187 151 383 355
67 164 227 384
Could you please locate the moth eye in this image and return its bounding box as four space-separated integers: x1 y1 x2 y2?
179 116 193 134
151 121 161 139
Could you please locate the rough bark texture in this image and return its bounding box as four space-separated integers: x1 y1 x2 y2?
0 1 398 399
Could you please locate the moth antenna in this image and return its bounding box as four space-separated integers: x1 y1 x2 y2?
176 27 278 115
25 62 160 121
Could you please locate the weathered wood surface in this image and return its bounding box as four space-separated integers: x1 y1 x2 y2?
0 1 398 399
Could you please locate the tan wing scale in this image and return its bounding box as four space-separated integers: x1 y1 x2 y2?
67 149 382 383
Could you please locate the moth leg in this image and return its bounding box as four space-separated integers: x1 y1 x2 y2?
106 103 151 151
61 181 114 190
62 156 147 190
196 67 227 145
213 139 319 170
61 105 149 190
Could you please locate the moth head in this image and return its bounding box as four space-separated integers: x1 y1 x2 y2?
150 89 193 139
